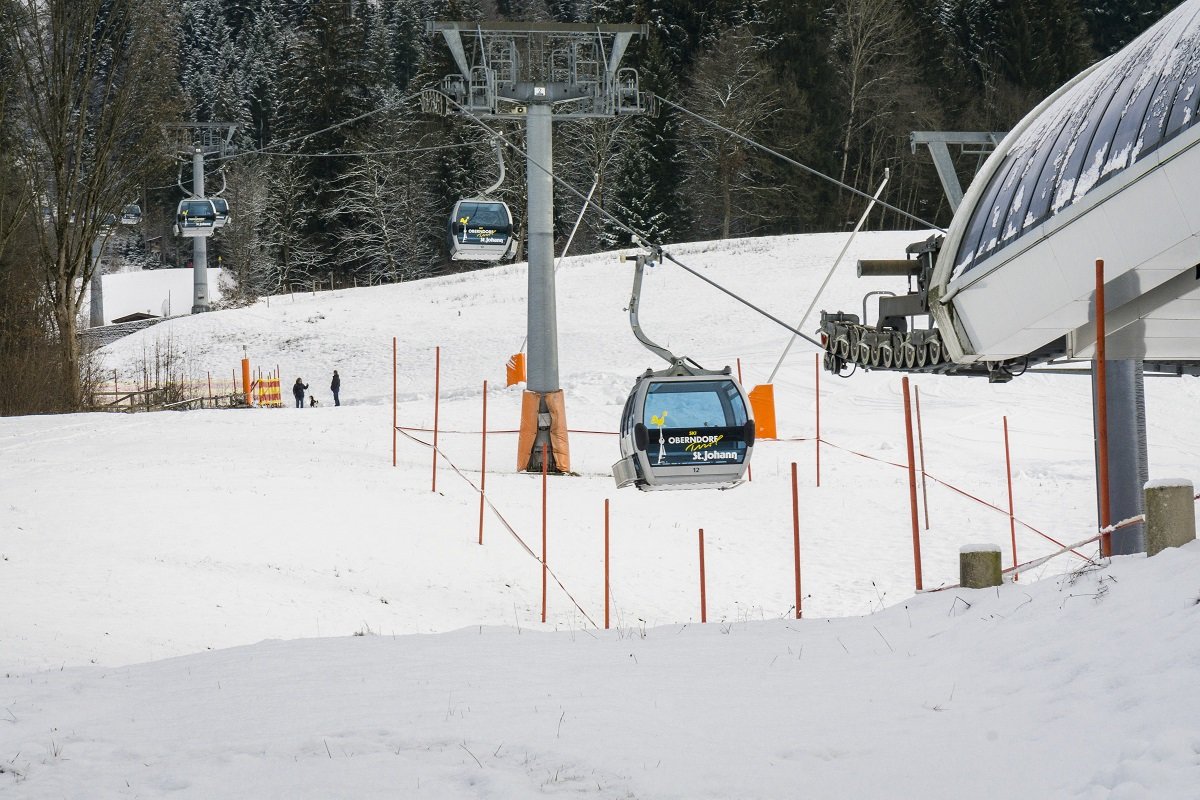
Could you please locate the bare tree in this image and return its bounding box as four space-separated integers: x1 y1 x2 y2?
260 155 324 291
556 115 630 253
214 158 277 303
680 25 791 240
5 0 177 407
830 0 916 198
325 115 443 285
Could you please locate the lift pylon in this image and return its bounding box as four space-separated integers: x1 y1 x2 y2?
161 122 236 313
427 21 650 473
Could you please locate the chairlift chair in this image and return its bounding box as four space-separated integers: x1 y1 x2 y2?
174 198 218 237
611 249 755 491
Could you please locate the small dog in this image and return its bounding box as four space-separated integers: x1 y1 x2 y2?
309 396 320 407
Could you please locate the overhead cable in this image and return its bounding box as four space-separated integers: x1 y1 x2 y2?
426 89 825 350
652 94 945 233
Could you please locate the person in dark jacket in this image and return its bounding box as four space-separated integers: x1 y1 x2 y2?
293 377 308 408
330 370 341 406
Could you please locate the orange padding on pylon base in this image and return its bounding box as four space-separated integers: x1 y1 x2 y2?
516 389 572 472
506 353 526 387
257 378 282 408
750 384 777 439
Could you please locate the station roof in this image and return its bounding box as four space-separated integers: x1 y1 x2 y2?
953 0 1200 280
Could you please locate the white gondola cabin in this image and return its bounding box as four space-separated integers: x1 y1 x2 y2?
448 199 516 261
120 204 142 225
211 197 230 228
612 371 755 491
174 198 218 237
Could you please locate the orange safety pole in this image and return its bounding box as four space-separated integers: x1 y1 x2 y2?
915 384 930 530
604 499 611 630
698 528 708 623
541 442 548 624
1003 415 1018 581
791 462 802 619
814 353 821 487
902 377 923 591
432 346 441 493
1095 259 1112 557
478 380 488 545
241 358 251 407
737 358 751 482
392 337 397 467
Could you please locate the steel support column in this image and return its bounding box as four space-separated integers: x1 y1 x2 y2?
526 104 558 394
191 148 210 314
89 237 104 328
1093 360 1149 554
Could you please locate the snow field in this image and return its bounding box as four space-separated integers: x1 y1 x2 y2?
3 230 1200 797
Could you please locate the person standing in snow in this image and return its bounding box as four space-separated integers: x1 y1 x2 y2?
293 377 308 408
330 370 341 406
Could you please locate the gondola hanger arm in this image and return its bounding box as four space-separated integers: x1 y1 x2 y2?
623 247 680 369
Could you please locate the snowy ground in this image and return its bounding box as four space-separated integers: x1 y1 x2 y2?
3 231 1199 797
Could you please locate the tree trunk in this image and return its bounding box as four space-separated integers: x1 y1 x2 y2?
54 302 81 408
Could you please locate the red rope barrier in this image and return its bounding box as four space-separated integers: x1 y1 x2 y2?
394 427 598 628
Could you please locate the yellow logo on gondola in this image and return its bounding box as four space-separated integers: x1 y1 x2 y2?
675 431 725 451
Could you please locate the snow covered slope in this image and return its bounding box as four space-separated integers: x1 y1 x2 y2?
2 231 1199 797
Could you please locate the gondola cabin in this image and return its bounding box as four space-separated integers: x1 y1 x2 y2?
211 197 230 228
174 198 218 237
612 372 754 490
448 199 515 261
120 204 142 225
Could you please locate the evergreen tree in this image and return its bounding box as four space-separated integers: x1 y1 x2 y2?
273 0 374 274
1082 0 1178 56
179 0 249 125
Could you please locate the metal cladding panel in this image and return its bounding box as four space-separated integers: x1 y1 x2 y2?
950 0 1200 282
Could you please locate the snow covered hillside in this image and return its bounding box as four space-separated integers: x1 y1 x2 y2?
3 231 1199 797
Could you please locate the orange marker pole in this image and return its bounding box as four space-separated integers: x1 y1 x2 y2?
392 337 397 467
915 385 930 530
698 528 708 623
241 358 251 407
432 346 440 493
478 380 488 545
604 499 611 630
1095 259 1112 557
737 358 752 482
902 377 923 591
815 353 821 487
541 442 548 624
791 462 802 618
1004 415 1018 581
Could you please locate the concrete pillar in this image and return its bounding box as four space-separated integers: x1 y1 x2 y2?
1144 479 1196 557
959 544 1002 588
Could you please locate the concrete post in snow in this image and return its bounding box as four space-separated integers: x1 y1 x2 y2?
1144 479 1196 557
959 544 1002 589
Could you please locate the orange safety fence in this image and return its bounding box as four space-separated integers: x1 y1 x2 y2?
256 377 282 408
